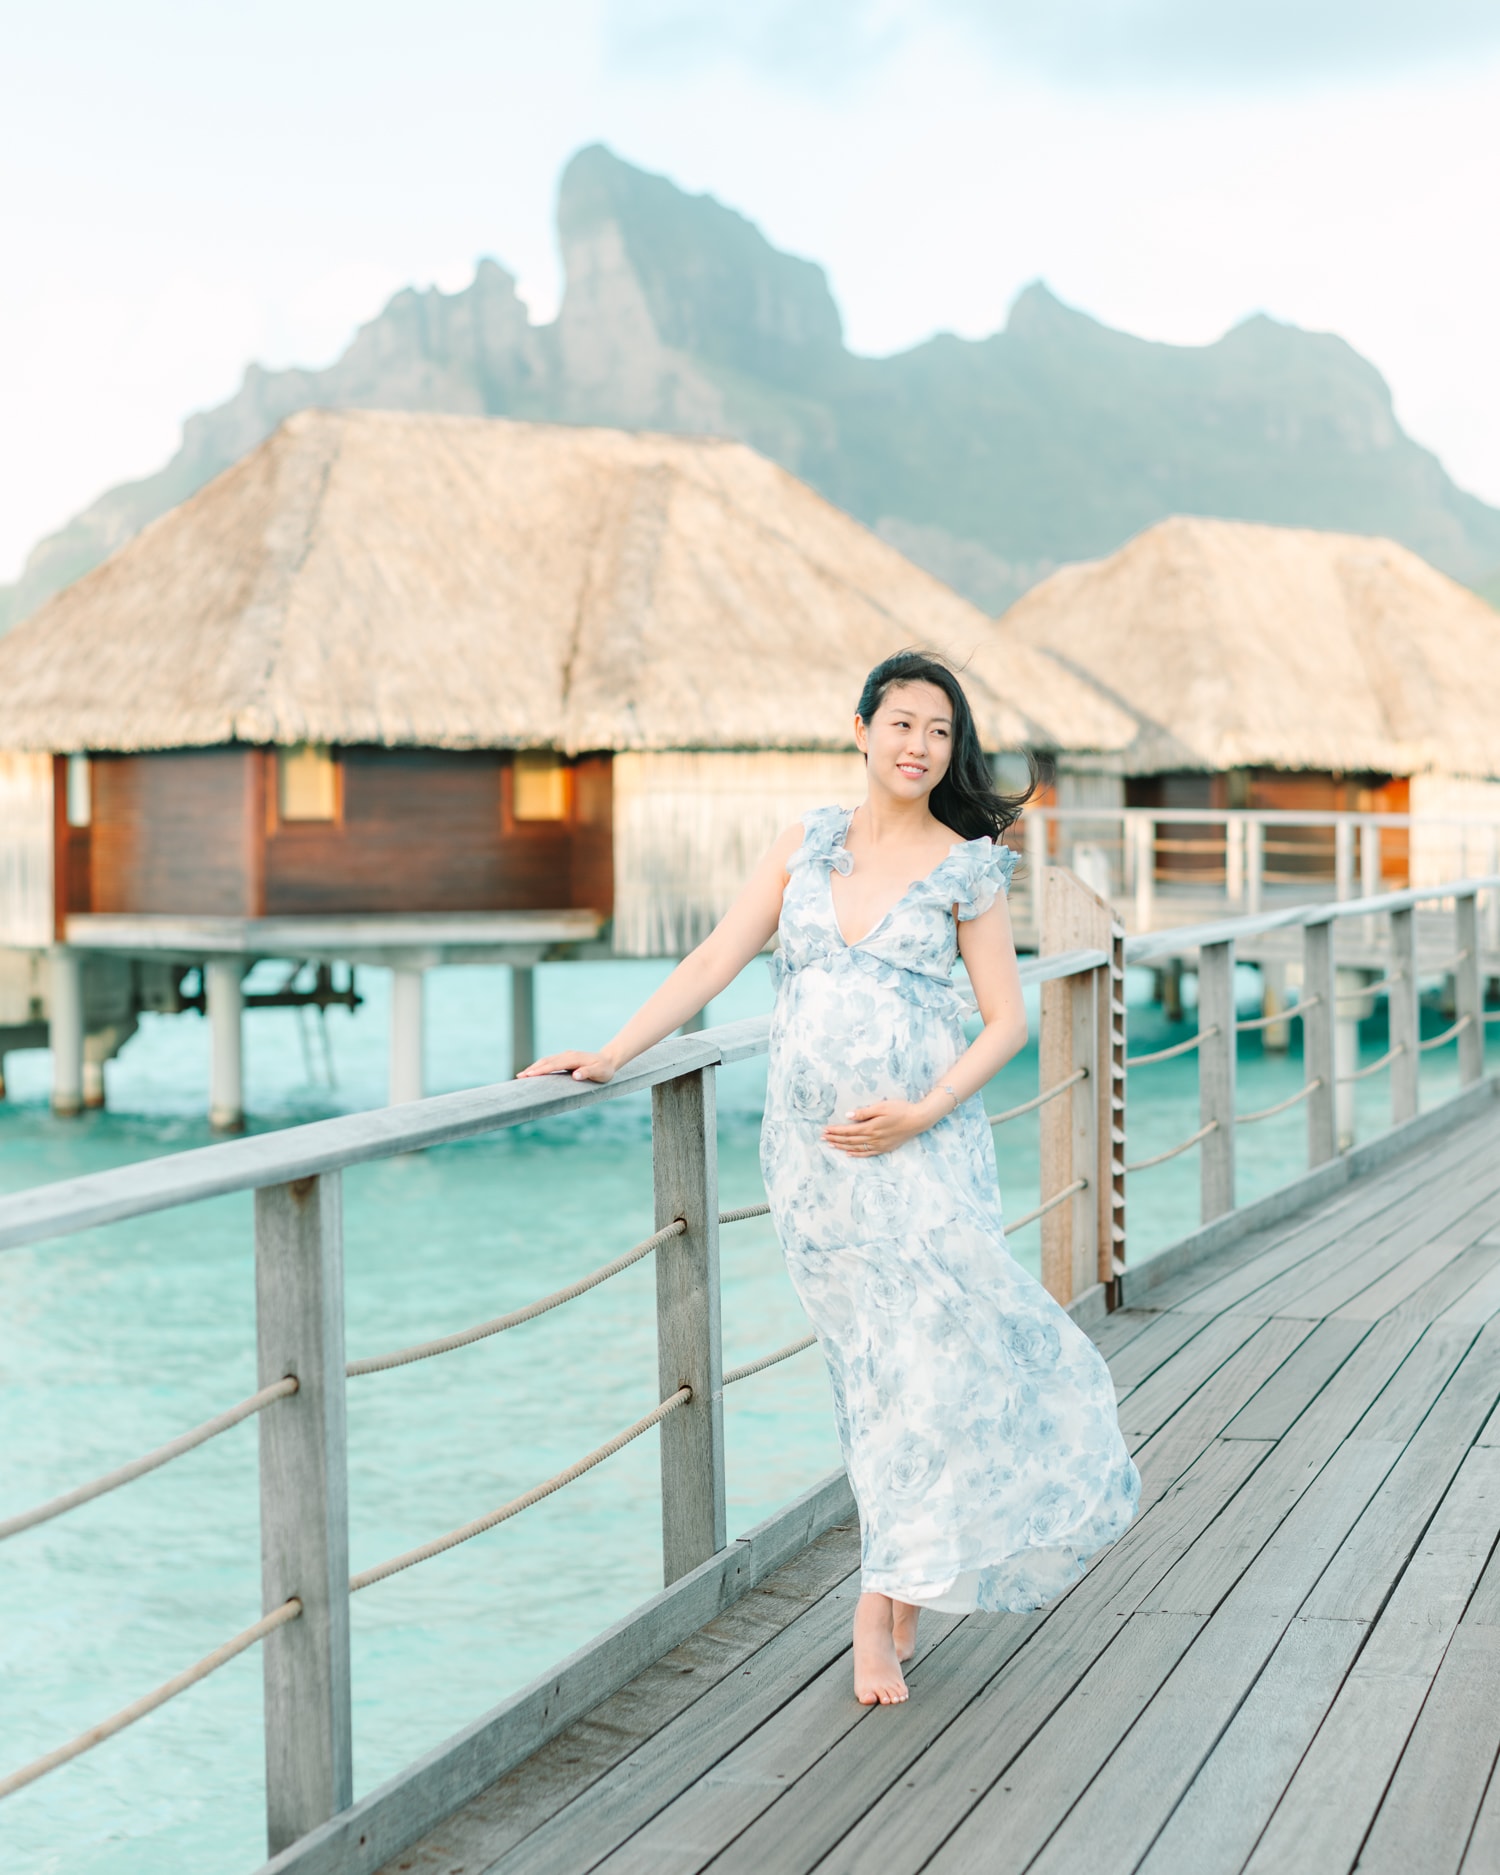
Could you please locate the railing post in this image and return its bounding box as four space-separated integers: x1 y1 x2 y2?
1025 811 1048 940
1246 816 1264 916
510 964 537 1078
1225 816 1244 906
1488 832 1500 952
1303 919 1337 1167
1197 940 1236 1222
1361 821 1382 941
48 945 84 1117
1335 819 1355 901
1456 892 1484 1085
1040 867 1116 1306
255 1174 353 1855
651 1066 726 1584
1389 906 1419 1125
1134 817 1155 932
1102 924 1128 1294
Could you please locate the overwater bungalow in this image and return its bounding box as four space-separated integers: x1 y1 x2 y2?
0 409 1119 1120
976 515 1500 890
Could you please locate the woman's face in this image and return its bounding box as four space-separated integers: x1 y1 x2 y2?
855 680 954 801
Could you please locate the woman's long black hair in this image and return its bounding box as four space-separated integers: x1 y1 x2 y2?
856 650 1039 843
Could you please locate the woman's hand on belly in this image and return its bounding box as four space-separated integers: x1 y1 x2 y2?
822 1095 947 1157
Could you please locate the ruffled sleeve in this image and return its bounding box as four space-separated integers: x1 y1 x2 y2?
785 804 855 876
951 838 1018 921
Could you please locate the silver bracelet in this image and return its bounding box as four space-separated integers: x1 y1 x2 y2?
937 1082 959 1113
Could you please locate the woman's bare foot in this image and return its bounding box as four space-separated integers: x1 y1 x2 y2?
891 1598 921 1663
853 1592 909 1705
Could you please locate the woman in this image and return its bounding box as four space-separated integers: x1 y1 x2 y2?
521 651 1140 1705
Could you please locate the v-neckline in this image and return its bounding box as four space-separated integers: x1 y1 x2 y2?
827 808 965 950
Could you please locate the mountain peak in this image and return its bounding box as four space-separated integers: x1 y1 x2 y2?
557 143 844 383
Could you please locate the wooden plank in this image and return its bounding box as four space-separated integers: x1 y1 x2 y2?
1304 1322 1500 1624
652 1067 726 1582
0 1028 731 1251
1116 1312 1274 1446
1095 1086 1498 1320
1105 1308 1218 1397
258 1471 856 1875
1024 1439 1402 1875
255 1174 353 1854
1141 1116 1485 1320
1242 1445 1500 1875
1433 1242 1500 1329
480 1570 872 1875
1356 1624 1500 1875
1383 1238 1500 1332
1127 1319 1319 1499
375 1524 861 1875
1132 1316 1433 1617
1219 1316 1369 1441
778 1441 1274 1875
921 1613 1208 1875
699 1614 1043 1875
1088 1306 1166 1362
1229 1155 1500 1322
617 1441 1265 1875
1346 1323 1480 1446
588 1615 967 1874
1134 1616 1364 1875
1332 1234 1488 1325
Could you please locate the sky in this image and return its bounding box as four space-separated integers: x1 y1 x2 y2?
3 0 1499 583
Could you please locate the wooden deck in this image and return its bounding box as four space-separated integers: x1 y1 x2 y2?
381 1100 1500 1875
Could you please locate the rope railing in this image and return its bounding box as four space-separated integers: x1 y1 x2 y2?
988 1067 1088 1129
1126 1027 1218 1069
1236 1080 1323 1126
0 1598 301 1801
346 1220 687 1378
724 1335 817 1386
1125 1120 1218 1175
0 1376 299 1544
1236 996 1317 1035
349 1387 693 1593
1338 1044 1404 1084
1007 1177 1087 1232
1336 972 1403 1001
1417 1014 1474 1053
719 1203 771 1225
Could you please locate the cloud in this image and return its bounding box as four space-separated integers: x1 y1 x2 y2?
605 0 1500 89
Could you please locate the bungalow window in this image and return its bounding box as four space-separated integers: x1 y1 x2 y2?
278 744 338 822
66 753 92 827
513 751 569 822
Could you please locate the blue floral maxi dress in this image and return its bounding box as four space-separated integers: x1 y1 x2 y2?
760 807 1140 1613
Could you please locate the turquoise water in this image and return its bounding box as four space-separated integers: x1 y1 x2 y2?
0 957 1493 1873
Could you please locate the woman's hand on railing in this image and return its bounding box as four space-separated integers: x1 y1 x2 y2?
516 1049 617 1084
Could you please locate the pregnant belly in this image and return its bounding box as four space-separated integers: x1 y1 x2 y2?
769 973 959 1120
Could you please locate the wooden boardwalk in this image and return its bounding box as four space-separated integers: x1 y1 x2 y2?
381 1100 1500 1875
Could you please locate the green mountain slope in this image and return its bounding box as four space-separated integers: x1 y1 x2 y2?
5 142 1497 631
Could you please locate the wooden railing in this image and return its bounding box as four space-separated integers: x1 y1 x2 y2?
1019 805 1500 936
1 868 1497 1871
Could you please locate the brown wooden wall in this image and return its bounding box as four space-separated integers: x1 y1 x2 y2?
87 749 263 917
56 748 615 921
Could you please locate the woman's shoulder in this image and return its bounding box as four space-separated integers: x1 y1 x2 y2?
937 830 1018 920
783 804 855 873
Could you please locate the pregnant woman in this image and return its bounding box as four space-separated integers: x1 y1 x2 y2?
521 651 1139 1705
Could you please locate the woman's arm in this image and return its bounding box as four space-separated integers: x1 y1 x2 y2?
518 822 805 1083
821 888 1027 1156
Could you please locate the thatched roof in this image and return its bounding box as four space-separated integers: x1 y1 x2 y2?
0 409 1131 757
976 516 1500 778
